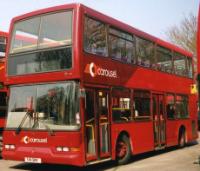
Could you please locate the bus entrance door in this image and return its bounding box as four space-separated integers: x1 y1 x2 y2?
85 89 111 163
152 94 166 149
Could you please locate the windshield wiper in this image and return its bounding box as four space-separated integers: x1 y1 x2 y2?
15 110 33 134
32 114 55 136
43 123 55 136
15 111 54 136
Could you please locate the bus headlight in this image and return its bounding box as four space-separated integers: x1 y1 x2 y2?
56 147 62 152
5 145 10 149
10 145 16 150
56 146 71 152
62 147 69 152
5 144 15 150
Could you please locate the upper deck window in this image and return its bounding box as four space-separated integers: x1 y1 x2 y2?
156 46 173 73
174 53 187 76
8 11 72 76
136 37 155 68
84 17 108 56
109 28 134 63
10 11 72 53
38 12 72 49
187 57 193 78
0 36 6 57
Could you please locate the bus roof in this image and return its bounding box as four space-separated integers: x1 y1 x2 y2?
0 31 7 37
9 3 193 58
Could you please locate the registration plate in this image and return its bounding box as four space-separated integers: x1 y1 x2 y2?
24 157 42 163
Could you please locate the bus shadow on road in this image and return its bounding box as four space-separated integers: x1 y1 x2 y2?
10 162 117 171
10 141 199 171
129 140 199 163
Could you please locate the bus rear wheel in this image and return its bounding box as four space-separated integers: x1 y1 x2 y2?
116 135 131 165
178 129 186 148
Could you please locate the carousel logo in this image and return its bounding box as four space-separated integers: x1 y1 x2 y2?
21 136 48 144
84 62 118 78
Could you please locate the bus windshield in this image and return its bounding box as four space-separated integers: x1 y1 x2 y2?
8 11 72 75
6 82 80 131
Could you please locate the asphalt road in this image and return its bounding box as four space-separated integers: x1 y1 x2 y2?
0 135 200 171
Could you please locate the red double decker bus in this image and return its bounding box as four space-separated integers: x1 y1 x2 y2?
2 4 198 166
0 31 8 154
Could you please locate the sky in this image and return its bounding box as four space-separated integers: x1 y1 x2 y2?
0 0 199 41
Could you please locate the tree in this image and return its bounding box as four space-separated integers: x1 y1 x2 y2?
166 13 197 70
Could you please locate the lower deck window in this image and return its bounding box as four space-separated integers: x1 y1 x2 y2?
133 90 150 118
166 94 175 119
176 95 188 118
112 88 131 122
166 94 189 119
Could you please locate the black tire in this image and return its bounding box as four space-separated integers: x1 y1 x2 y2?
116 135 131 165
178 129 186 148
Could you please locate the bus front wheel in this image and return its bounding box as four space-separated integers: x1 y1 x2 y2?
116 135 131 165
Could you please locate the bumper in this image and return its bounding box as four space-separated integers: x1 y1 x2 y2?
2 146 85 166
